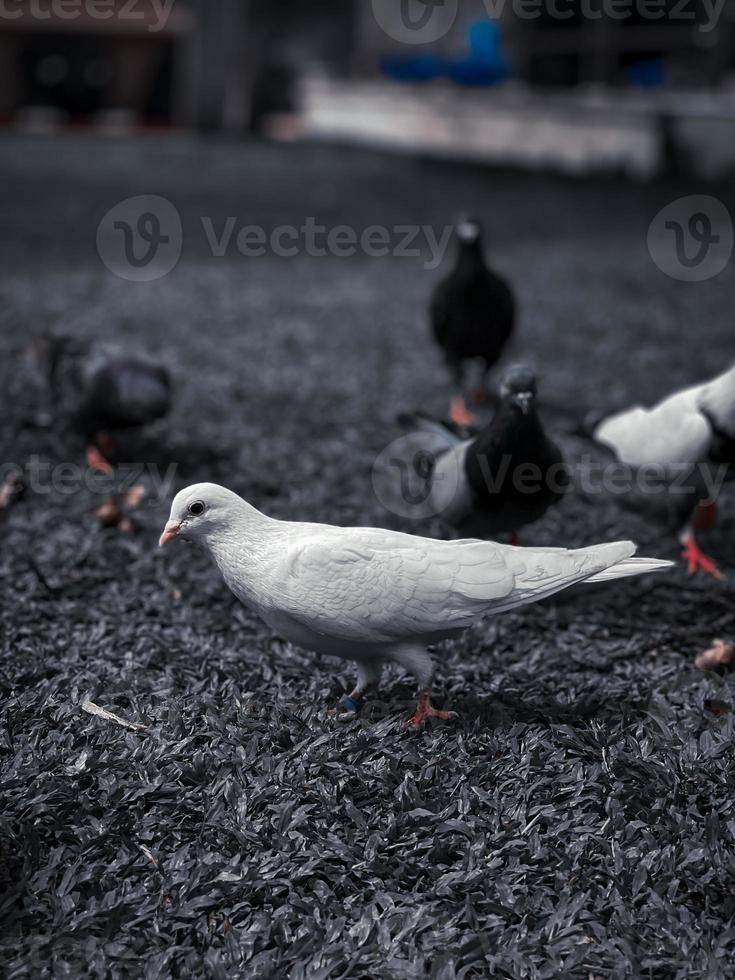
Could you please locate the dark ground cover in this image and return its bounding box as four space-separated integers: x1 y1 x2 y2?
1 132 735 979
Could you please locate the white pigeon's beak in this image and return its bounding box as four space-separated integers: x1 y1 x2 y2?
159 521 182 547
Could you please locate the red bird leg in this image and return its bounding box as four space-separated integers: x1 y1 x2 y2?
404 690 458 728
449 396 475 427
86 445 114 476
86 432 116 475
510 531 521 547
679 529 724 580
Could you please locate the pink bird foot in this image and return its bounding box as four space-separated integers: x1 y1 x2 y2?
681 534 724 581
449 396 475 427
404 690 457 728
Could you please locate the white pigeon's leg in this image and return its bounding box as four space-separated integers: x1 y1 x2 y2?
392 647 457 727
332 660 382 720
351 661 382 701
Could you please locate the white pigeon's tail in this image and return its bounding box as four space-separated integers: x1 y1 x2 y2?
484 540 673 617
570 540 673 584
585 555 674 583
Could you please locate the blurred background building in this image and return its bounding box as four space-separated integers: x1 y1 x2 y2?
2 0 735 177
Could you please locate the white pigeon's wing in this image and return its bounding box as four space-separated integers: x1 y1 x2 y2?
272 529 634 644
595 388 712 469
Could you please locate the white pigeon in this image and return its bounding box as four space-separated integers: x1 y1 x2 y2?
160 483 672 725
594 364 735 579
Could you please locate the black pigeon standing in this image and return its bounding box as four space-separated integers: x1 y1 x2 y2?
74 349 172 473
431 218 516 426
28 335 173 473
393 366 568 541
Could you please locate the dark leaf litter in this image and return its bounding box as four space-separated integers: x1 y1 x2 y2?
1 134 735 979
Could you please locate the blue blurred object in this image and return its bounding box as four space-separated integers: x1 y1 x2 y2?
380 18 508 86
626 59 667 88
380 52 446 83
448 20 508 86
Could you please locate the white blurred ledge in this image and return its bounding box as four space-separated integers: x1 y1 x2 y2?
300 77 735 180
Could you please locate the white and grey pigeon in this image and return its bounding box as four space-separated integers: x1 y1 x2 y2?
160 483 672 725
390 366 568 541
594 364 735 579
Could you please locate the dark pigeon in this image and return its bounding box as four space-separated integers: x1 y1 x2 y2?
28 335 172 472
431 217 516 425
394 365 568 541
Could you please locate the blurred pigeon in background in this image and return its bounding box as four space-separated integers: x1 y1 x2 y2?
27 335 172 474
397 365 568 541
160 483 672 726
431 217 516 425
594 364 735 579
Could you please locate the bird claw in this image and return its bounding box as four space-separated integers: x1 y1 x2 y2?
449 397 476 427
681 537 724 580
403 707 458 728
403 692 458 728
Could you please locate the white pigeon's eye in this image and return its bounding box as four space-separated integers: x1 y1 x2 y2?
188 501 205 517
